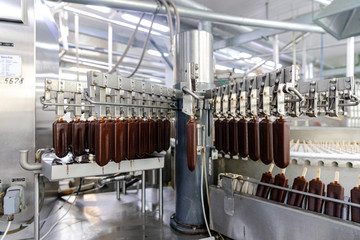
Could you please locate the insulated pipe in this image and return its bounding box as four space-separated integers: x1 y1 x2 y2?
52 0 325 33
19 150 42 171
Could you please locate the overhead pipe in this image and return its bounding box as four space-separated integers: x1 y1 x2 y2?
52 0 325 33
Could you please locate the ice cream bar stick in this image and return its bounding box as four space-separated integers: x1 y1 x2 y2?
303 140 308 152
358 174 360 188
268 163 274 173
281 168 286 175
334 171 339 183
316 168 321 180
302 167 307 178
295 139 300 151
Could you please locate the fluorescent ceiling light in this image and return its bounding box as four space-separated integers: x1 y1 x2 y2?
86 5 112 14
234 69 245 74
60 73 87 81
239 52 252 59
68 67 92 73
265 61 282 68
122 13 169 32
147 49 169 57
248 72 256 77
149 78 163 83
244 59 255 64
215 64 232 71
265 61 275 67
251 57 262 63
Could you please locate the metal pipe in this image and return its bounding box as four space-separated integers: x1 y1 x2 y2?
116 181 121 200
141 170 146 213
122 180 126 194
19 150 42 171
52 0 325 33
41 97 95 107
302 37 307 78
182 87 201 100
159 168 163 218
101 173 134 184
346 37 355 77
273 35 279 69
228 176 360 209
108 23 113 73
74 13 79 82
287 86 305 102
34 173 40 240
84 91 177 110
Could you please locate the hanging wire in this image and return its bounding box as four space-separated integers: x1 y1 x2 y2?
126 4 160 78
109 13 146 74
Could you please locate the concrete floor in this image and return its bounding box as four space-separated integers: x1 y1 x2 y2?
39 187 208 240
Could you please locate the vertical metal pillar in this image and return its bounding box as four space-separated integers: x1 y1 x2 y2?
122 180 126 195
74 13 79 81
302 38 307 79
159 168 163 218
34 173 40 240
170 30 214 234
152 169 156 187
320 34 324 79
108 23 113 72
116 181 121 200
346 37 355 77
141 170 146 213
273 34 279 69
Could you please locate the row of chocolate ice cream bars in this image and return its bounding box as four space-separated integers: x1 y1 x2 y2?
214 116 290 169
52 117 171 166
256 164 360 223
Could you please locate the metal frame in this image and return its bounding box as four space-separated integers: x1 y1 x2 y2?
41 155 164 181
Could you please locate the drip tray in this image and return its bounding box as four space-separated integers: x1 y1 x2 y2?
41 153 164 181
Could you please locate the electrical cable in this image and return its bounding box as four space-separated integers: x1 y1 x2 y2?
0 221 11 240
166 0 180 34
201 147 212 237
109 13 145 74
40 179 83 240
201 125 210 205
158 0 174 45
40 193 75 224
126 8 159 78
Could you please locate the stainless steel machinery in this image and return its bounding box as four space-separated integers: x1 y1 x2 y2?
0 0 59 239
204 66 360 238
1 1 360 239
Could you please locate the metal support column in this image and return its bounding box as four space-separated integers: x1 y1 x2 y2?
116 181 121 200
346 37 355 77
34 173 40 240
302 38 307 79
273 34 279 69
74 13 79 81
141 170 146 213
170 30 214 234
122 180 126 195
152 169 156 187
108 23 113 72
159 168 163 218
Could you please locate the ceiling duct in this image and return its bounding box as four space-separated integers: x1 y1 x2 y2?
313 0 360 39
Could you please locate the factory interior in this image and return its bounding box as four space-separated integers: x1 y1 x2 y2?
1 0 360 239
